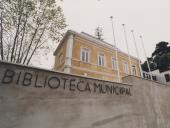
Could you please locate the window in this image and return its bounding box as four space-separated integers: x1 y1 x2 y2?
123 62 129 74
112 57 117 69
165 74 170 82
81 48 90 63
98 53 105 66
152 75 157 81
132 65 137 75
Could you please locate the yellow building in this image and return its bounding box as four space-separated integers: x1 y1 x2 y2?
54 30 142 82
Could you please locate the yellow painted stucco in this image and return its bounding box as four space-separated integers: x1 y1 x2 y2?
71 36 140 82
54 31 141 82
54 38 67 72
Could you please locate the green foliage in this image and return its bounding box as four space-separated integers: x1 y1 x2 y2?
152 41 170 72
141 58 156 72
152 41 169 57
0 0 67 65
142 41 170 72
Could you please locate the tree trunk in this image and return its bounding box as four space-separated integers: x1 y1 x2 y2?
22 26 39 64
16 16 28 63
0 12 4 60
10 12 22 62
26 27 45 65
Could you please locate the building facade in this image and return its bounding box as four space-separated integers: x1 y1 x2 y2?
54 30 141 82
145 70 170 85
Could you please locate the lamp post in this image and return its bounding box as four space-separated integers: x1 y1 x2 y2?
131 30 143 78
139 35 153 80
110 16 121 82
122 24 132 75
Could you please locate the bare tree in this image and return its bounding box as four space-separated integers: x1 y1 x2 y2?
0 0 67 65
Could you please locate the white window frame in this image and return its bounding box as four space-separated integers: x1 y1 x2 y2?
123 61 129 74
81 48 90 63
98 53 105 67
132 65 137 76
112 57 117 70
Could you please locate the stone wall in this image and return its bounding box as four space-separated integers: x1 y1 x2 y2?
0 61 170 128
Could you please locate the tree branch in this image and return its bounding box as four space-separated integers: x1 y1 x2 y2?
16 15 28 63
13 35 19 62
22 25 39 64
22 6 47 64
6 44 11 61
26 27 46 65
10 6 23 62
0 12 4 60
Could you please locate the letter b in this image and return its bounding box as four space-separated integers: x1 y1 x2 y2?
2 69 15 84
23 72 33 86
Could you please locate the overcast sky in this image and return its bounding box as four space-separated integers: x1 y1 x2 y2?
60 0 170 60
37 0 170 68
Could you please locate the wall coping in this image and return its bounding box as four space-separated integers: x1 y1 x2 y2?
0 60 132 87
123 75 170 87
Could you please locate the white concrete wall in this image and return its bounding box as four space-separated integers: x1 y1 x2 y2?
0 61 170 128
151 70 170 85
